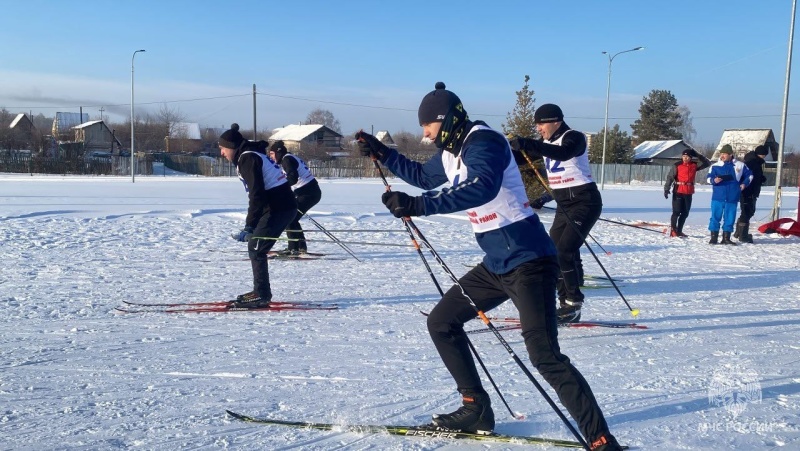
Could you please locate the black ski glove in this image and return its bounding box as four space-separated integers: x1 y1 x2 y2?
381 191 425 218
355 131 390 162
508 136 542 162
664 191 669 199
531 193 553 210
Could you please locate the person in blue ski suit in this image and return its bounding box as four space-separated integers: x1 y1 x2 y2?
355 82 622 451
707 144 752 244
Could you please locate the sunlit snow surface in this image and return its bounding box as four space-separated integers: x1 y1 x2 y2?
1 174 798 450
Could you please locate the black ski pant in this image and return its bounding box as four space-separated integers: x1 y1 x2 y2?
737 195 757 224
287 181 322 252
426 257 612 443
248 207 296 299
550 187 602 303
670 193 693 233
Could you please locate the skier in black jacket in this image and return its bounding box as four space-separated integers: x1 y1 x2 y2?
735 145 769 243
269 140 322 255
509 104 602 324
219 124 297 307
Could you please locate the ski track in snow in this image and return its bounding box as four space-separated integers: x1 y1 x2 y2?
1 175 799 450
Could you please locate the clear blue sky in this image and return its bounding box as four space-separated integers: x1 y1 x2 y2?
1 0 798 149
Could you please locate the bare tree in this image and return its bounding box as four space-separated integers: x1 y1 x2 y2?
306 108 341 133
677 105 696 145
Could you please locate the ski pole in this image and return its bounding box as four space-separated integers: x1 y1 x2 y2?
248 236 412 247
541 207 666 235
356 131 521 421
524 154 639 317
406 220 590 450
300 210 362 262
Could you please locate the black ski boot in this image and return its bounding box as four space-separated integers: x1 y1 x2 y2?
739 223 753 243
709 231 719 244
231 291 271 308
557 299 583 324
432 389 494 434
720 232 736 245
590 432 624 451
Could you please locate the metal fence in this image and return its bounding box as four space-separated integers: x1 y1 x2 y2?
1 153 797 187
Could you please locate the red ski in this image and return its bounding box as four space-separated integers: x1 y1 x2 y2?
117 299 337 313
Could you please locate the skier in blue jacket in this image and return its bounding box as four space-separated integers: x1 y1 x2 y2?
355 82 622 451
707 145 752 244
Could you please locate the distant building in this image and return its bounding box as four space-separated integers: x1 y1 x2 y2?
7 113 38 150
73 120 123 154
269 124 343 153
167 122 202 153
53 112 89 140
713 129 778 161
633 140 693 165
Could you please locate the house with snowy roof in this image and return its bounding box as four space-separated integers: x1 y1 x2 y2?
269 124 343 153
633 139 693 165
73 120 122 154
712 129 778 162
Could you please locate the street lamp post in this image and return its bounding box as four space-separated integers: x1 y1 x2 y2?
131 49 146 183
600 46 644 190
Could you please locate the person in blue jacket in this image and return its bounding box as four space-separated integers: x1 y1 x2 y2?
355 82 622 451
707 145 752 244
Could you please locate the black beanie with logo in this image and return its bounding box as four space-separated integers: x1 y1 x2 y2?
534 104 564 123
270 140 288 161
418 82 463 126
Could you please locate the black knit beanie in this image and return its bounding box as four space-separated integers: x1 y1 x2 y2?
755 145 769 156
270 140 287 154
219 123 244 150
418 82 463 126
270 140 288 162
534 104 564 123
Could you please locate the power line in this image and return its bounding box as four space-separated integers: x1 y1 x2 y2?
5 90 798 121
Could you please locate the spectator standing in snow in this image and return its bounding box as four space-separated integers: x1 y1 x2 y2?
219 124 297 307
735 145 769 243
356 83 622 451
508 104 602 324
707 144 752 245
663 148 711 237
269 140 322 255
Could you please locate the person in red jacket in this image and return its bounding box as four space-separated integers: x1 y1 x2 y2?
664 148 711 237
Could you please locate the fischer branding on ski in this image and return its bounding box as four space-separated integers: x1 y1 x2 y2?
224 410 596 448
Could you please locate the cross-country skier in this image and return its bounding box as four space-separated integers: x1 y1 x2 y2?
269 140 322 255
356 83 622 451
508 104 602 324
218 124 297 307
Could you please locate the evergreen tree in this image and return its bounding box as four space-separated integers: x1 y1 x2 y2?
502 75 547 202
589 124 633 163
630 89 683 144
502 75 538 138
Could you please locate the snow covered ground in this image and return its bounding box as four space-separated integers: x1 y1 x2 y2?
1 174 799 450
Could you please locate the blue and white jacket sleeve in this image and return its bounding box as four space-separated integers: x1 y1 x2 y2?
383 131 508 215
